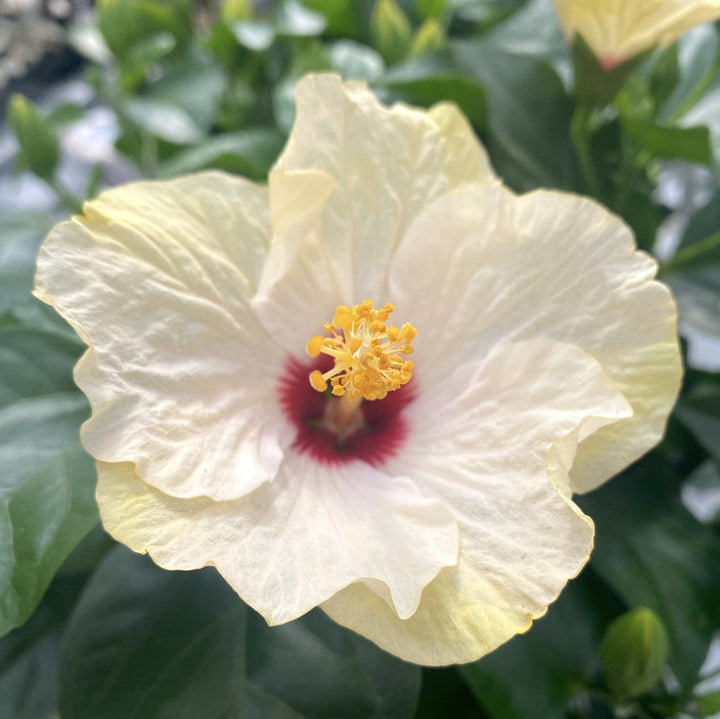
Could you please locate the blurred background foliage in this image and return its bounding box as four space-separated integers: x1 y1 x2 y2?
1 0 720 717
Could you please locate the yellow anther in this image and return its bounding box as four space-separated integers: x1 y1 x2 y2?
309 370 327 392
306 300 416 402
306 335 325 357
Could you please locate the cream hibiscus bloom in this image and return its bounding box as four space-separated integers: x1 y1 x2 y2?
553 0 720 69
34 74 681 666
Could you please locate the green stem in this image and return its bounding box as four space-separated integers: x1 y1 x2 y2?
49 177 83 214
571 104 603 200
661 230 720 274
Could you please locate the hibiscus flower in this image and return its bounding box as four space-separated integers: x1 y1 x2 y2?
553 0 720 70
34 73 681 665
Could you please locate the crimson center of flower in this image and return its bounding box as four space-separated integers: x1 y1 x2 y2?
279 300 417 465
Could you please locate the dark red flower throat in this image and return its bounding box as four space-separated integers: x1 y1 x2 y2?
278 356 414 465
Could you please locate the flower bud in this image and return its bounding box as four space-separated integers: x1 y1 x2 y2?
600 607 670 700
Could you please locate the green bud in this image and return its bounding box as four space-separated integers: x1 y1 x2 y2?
600 607 670 700
370 0 412 66
417 0 445 20
7 94 59 181
410 18 445 57
221 0 252 23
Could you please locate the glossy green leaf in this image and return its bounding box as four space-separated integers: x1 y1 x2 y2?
302 0 360 37
328 40 385 82
659 25 720 124
0 392 97 638
485 0 567 68
682 460 720 524
417 0 445 20
0 212 76 342
276 0 326 37
666 270 720 338
122 96 204 144
622 118 711 164
460 572 619 719
59 547 420 719
698 689 720 717
230 18 276 50
382 49 487 129
0 574 87 719
577 457 720 693
676 381 720 467
678 192 720 251
159 129 284 179
451 39 578 190
97 0 190 60
0 329 80 407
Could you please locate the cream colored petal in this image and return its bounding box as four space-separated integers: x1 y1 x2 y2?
323 338 630 666
254 73 494 352
553 0 720 65
390 184 681 494
34 172 292 502
96 457 459 624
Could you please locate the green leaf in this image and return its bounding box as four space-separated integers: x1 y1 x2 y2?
663 220 720 339
675 381 720 467
276 0 326 37
0 211 75 336
7 95 59 181
414 667 481 719
328 40 385 82
0 574 87 719
0 392 97 638
677 191 720 251
59 546 420 718
460 572 619 719
96 0 190 60
451 39 578 191
449 0 525 25
302 0 361 37
144 58 227 135
659 25 720 124
0 329 81 407
382 49 487 129
229 19 276 51
698 689 720 717
577 457 720 693
122 96 204 144
622 118 711 164
68 17 113 64
158 128 285 179
484 0 568 68
600 608 670 700
417 0 445 20
682 460 720 524
385 39 577 190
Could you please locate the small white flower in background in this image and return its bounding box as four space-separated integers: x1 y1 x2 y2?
553 0 720 69
34 73 681 665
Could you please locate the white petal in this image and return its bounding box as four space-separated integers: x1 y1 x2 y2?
323 338 630 665
390 184 681 493
254 73 494 352
34 172 291 502
553 0 720 65
96 457 459 623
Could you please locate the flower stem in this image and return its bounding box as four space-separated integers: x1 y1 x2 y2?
571 104 603 200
